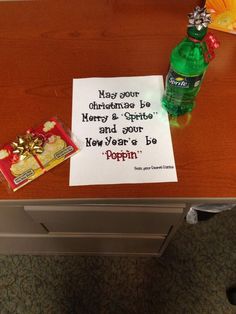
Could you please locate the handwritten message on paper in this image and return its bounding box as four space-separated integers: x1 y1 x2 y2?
70 76 177 186
83 89 158 162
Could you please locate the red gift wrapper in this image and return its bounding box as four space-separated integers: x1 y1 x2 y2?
0 117 79 191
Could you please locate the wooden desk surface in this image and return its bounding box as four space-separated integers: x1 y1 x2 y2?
0 0 235 200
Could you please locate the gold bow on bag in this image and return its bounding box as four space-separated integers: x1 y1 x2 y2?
12 133 44 160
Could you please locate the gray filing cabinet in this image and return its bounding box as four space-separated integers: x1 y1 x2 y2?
0 200 187 256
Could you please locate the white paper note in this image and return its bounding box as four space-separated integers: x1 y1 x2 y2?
70 76 177 186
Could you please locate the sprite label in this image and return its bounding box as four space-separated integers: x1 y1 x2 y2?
167 69 203 89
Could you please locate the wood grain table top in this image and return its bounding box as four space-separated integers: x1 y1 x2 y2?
0 0 235 200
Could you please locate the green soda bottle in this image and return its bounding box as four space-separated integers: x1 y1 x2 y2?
162 7 219 116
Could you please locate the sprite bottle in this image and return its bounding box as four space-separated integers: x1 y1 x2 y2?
162 7 219 116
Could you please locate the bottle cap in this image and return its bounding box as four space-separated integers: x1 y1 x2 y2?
188 6 211 31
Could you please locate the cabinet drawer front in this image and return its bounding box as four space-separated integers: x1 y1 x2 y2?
0 234 165 255
24 205 184 234
0 206 46 234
